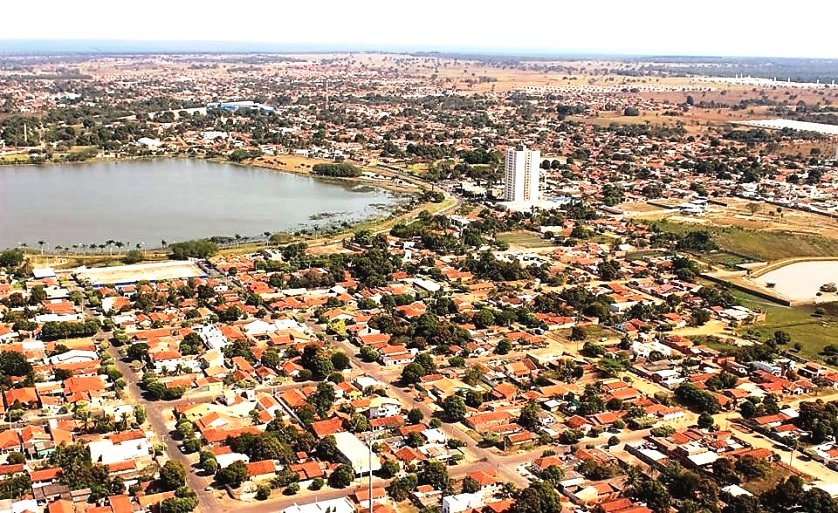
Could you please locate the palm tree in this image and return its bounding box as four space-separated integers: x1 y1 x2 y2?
115 241 125 252
38 240 45 255
234 233 242 247
263 231 271 247
161 240 167 249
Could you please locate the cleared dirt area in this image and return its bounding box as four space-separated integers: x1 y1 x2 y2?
75 261 206 285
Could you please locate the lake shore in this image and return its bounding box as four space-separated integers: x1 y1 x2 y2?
0 158 404 252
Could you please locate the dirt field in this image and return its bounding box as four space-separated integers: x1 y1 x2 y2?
75 261 206 285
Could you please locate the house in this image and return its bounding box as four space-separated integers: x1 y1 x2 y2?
368 397 402 419
442 492 484 513
333 432 381 475
354 487 387 510
379 345 416 366
247 460 277 482
282 497 356 513
88 431 151 465
4 388 39 410
466 470 502 496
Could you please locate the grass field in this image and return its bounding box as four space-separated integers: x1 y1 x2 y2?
497 230 554 249
742 465 795 495
733 289 838 360
697 251 759 270
651 219 838 262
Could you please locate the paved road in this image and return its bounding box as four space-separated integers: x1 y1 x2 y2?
330 336 530 488
105 341 220 513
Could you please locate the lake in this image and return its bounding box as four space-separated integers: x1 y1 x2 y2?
0 159 400 250
752 260 838 302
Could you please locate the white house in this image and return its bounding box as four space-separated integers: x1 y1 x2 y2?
49 349 99 366
442 492 485 513
333 431 381 475
368 397 402 419
282 497 355 513
195 324 229 351
88 431 151 465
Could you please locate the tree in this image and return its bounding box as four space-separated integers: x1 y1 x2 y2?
773 330 792 346
473 309 495 329
496 338 512 355
559 429 584 444
518 401 541 431
301 345 334 380
418 460 450 492
691 309 711 326
126 343 149 362
697 412 714 429
443 395 467 422
308 381 336 418
261 349 281 371
465 389 484 408
541 465 565 488
734 455 769 480
199 451 219 474
513 481 563 513
739 400 757 419
216 460 248 488
408 408 424 424
675 383 720 414
629 479 672 513
159 461 187 491
256 484 272 500
123 250 143 264
712 458 739 485
569 326 587 342
462 476 481 493
402 362 427 384
316 435 339 461
387 474 418 502
331 351 350 370
0 351 33 381
328 464 354 488
380 459 400 479
360 345 380 363
6 452 24 464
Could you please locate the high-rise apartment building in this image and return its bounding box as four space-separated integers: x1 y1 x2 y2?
503 145 540 203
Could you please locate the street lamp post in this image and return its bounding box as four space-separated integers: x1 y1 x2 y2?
366 433 374 513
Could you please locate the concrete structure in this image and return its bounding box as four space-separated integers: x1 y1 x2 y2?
333 431 381 475
207 101 275 114
503 145 540 203
442 492 485 513
282 497 356 513
88 432 151 465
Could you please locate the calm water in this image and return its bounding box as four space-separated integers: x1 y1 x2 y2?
0 159 399 250
754 260 838 301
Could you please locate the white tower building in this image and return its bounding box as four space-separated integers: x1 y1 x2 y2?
503 144 541 203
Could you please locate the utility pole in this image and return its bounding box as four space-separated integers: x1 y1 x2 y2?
367 433 373 513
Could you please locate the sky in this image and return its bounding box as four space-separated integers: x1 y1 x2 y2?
2 0 835 59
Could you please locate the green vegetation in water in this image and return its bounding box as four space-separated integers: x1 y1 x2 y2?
309 211 347 221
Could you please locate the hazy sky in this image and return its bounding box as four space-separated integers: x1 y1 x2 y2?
3 0 835 58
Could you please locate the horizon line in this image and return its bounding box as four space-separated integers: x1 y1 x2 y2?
0 39 835 61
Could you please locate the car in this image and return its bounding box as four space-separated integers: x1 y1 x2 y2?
205 486 213 492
